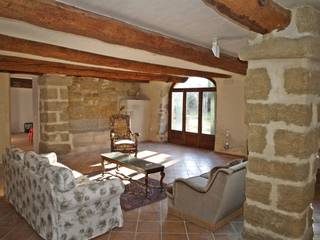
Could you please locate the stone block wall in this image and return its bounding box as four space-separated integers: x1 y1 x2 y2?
38 74 140 155
240 6 320 240
39 75 72 155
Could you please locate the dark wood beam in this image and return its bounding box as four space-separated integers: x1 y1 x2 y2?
0 34 230 79
0 0 247 74
202 0 291 34
0 56 187 83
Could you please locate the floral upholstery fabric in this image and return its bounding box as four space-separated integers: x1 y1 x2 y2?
3 147 125 240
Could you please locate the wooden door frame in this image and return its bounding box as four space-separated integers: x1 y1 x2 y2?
168 79 217 149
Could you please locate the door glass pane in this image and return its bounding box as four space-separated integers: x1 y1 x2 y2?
171 92 183 131
186 92 199 133
202 92 216 135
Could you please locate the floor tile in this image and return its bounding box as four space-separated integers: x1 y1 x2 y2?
1 224 34 240
137 221 161 233
0 227 12 239
162 221 186 234
212 223 237 234
93 232 110 240
139 211 161 221
162 233 188 240
162 213 182 222
109 231 135 240
185 222 210 234
188 233 213 240
27 232 44 240
112 221 137 232
135 232 161 240
213 234 243 240
123 209 139 221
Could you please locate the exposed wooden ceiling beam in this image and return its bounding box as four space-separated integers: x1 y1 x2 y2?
0 35 230 79
0 0 247 75
0 55 187 83
202 0 291 34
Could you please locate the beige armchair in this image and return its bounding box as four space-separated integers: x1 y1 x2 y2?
166 160 247 231
110 114 139 157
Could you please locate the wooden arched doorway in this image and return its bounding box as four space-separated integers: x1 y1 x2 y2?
168 77 216 149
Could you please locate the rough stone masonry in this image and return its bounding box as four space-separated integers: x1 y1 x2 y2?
38 74 140 155
240 5 320 240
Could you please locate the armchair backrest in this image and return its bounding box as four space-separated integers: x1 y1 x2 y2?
207 161 247 222
110 114 131 139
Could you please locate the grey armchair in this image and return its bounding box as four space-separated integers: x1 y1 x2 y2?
166 160 247 231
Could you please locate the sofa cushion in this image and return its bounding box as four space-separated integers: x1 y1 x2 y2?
9 148 25 161
40 152 57 164
50 161 83 179
42 165 76 192
24 151 50 172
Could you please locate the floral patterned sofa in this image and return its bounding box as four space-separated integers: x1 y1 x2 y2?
3 147 125 240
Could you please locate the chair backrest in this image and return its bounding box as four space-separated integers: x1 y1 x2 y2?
207 161 247 222
110 114 131 139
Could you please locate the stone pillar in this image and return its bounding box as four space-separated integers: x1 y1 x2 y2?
0 73 10 163
240 6 320 240
38 74 72 155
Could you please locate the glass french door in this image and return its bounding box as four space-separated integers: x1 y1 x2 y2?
169 78 216 149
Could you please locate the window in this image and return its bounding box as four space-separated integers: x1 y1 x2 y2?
169 77 216 149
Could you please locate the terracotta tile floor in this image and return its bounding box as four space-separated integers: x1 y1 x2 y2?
1 134 319 239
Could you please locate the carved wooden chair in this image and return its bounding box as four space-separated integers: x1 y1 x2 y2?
110 114 139 157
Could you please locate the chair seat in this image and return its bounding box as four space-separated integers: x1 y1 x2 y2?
114 139 135 145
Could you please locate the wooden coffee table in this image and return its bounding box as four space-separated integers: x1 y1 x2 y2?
101 152 165 196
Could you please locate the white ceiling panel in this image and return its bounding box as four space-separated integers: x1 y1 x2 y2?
56 0 251 56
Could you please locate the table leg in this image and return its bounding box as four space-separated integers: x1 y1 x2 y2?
145 173 149 197
160 170 165 192
101 159 105 175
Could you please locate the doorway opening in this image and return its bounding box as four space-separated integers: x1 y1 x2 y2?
168 77 216 149
10 76 37 151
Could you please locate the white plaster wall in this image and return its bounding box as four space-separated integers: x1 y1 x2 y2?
214 76 247 155
140 78 247 154
10 87 34 133
0 73 11 164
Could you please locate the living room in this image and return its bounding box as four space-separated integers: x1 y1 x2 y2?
0 0 319 240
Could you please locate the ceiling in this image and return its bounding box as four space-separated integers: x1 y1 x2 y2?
0 0 316 79
56 0 318 57
57 0 251 57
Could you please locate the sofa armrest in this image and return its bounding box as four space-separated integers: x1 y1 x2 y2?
55 178 125 212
